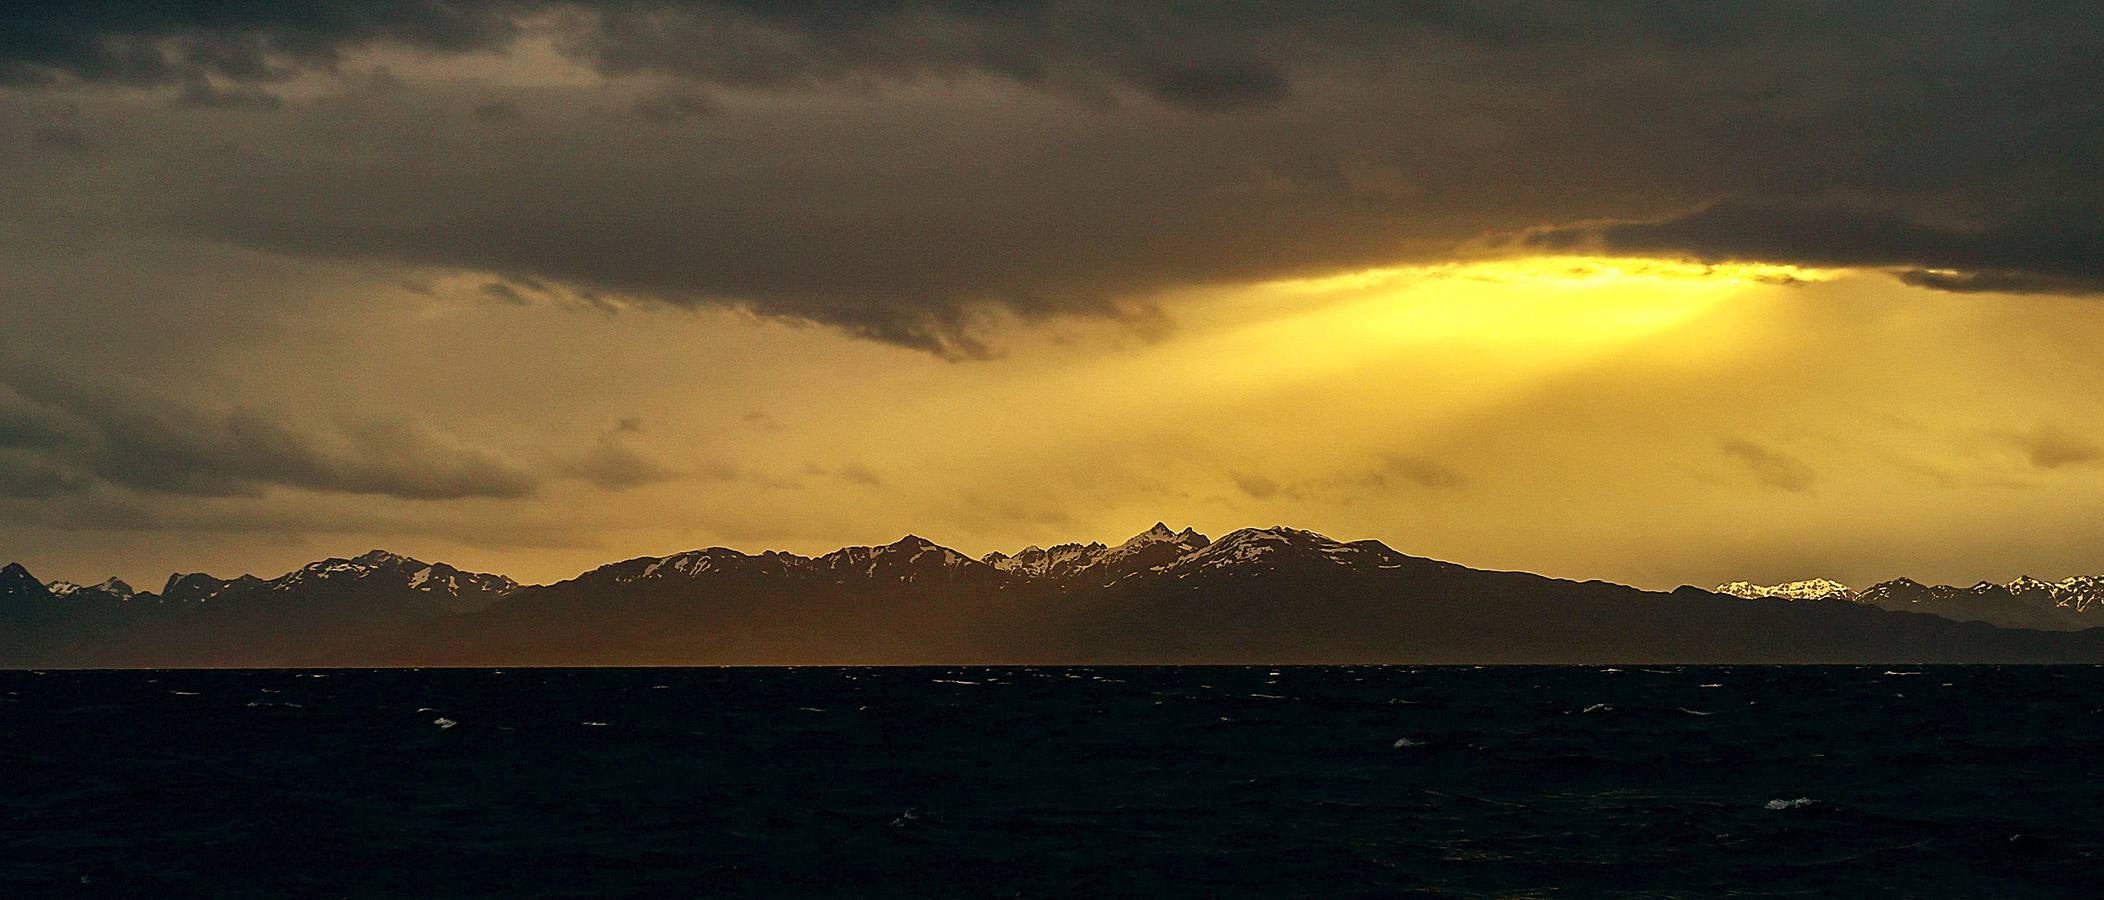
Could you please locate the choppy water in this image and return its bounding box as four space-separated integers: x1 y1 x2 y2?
3 666 2102 898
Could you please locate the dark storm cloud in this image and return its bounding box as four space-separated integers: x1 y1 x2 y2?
1528 201 2104 297
0 0 1394 107
0 364 538 500
0 1 523 86
570 2 1322 113
1894 270 2102 296
6 2 2102 354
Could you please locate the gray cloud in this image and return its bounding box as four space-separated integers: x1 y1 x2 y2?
171 80 282 110
629 89 717 124
478 280 532 305
1719 439 1817 493
0 364 538 500
31 124 90 151
0 452 89 498
556 434 681 490
833 463 883 488
1998 424 2103 470
1231 471 1281 500
1231 455 1465 504
1375 455 1466 491
793 462 886 489
0 493 596 552
471 99 521 122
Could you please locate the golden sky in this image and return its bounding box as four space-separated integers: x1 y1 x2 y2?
4 4 2102 591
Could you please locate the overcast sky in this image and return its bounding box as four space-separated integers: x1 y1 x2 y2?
4 2 2103 591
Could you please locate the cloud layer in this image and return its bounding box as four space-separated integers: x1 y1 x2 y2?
0 364 536 500
4 2 2099 354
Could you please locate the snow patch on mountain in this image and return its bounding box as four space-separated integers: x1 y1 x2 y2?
817 535 990 583
1157 526 1419 578
1713 579 1857 601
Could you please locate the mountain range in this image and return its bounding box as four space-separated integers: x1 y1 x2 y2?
1715 575 2104 631
9 524 2104 667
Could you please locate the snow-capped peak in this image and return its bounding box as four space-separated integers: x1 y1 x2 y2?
1713 579 1857 602
1120 522 1178 548
2048 575 2104 612
352 549 417 567
816 535 985 582
285 550 423 583
41 576 136 600
985 541 1108 577
1156 526 1417 578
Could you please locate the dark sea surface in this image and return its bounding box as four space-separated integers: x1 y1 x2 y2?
3 666 2103 899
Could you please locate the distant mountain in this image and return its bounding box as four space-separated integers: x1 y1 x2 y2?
11 527 2104 667
155 549 517 614
985 522 1212 583
45 576 139 603
0 550 520 666
1719 575 2104 631
1713 579 1856 602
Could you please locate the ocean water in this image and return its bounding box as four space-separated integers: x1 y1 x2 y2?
3 666 2101 898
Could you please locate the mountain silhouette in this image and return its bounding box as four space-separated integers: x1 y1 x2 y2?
9 526 2104 666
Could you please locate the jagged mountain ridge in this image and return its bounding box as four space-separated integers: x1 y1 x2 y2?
543 524 1419 594
157 549 521 613
17 550 520 615
3 524 1373 615
13 526 2104 666
1717 574 2104 631
45 577 139 603
1712 579 1857 602
19 528 2104 627
983 523 1211 582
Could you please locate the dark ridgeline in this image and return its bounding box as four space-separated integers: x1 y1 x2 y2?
8 526 2104 667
